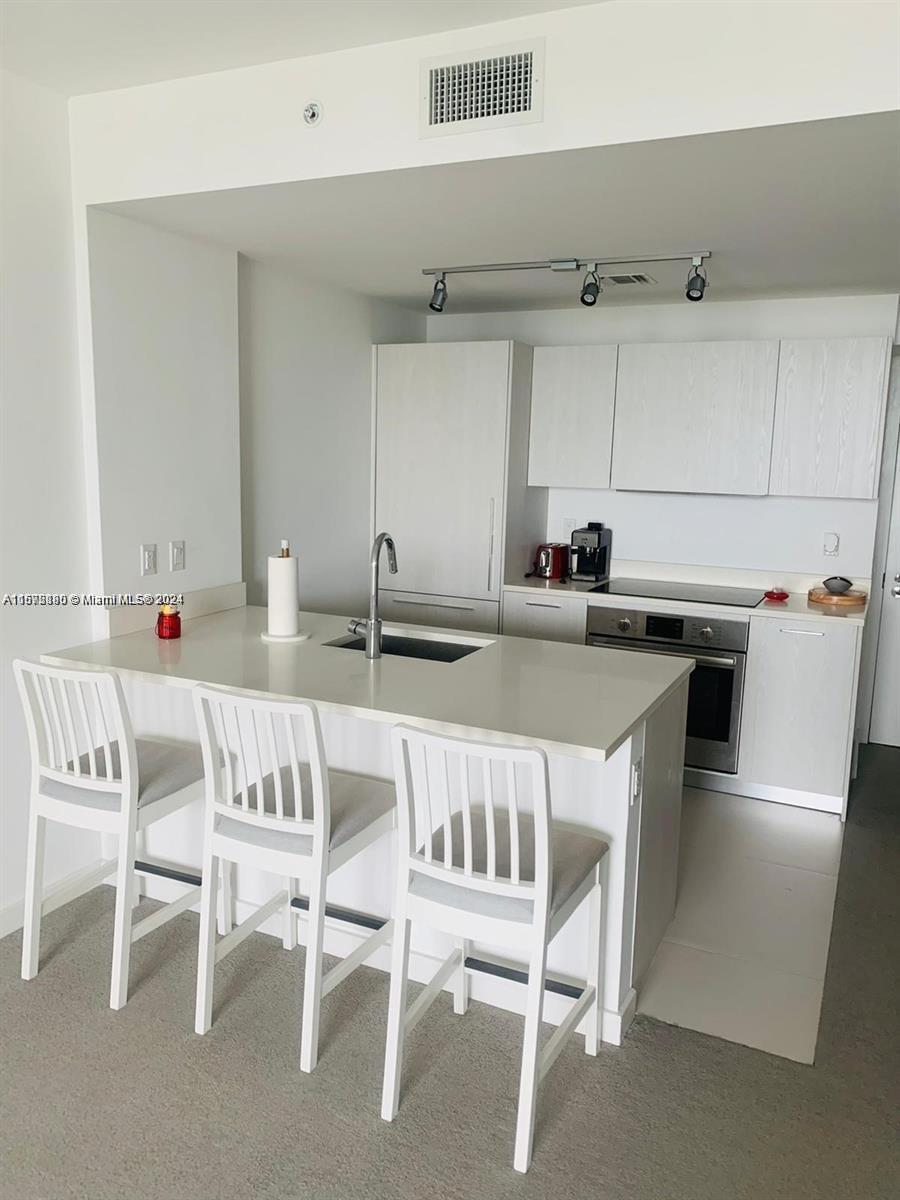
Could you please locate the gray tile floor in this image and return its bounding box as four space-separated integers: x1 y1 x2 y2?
1 746 898 1200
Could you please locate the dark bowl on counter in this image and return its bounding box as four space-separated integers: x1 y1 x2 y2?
823 576 853 594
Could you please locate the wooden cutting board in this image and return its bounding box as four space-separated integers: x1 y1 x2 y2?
807 586 867 607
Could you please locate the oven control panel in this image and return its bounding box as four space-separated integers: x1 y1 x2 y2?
587 606 749 653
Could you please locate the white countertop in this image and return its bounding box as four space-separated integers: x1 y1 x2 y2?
503 577 868 626
42 605 692 763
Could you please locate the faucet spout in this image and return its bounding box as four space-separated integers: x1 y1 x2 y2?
349 532 398 659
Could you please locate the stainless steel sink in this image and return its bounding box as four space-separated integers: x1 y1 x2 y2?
325 633 483 663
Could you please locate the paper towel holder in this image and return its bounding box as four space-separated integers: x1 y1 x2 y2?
262 539 311 643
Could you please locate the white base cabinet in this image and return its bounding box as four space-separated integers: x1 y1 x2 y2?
502 590 588 643
380 590 499 634
738 615 861 810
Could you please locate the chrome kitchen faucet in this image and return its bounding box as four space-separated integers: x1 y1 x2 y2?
348 532 398 659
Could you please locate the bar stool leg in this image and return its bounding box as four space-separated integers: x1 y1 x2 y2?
133 829 146 908
195 847 220 1034
513 941 548 1173
109 821 137 1010
585 863 604 1056
217 860 234 936
299 883 326 1073
282 877 298 950
381 900 411 1121
453 937 470 1014
21 808 46 981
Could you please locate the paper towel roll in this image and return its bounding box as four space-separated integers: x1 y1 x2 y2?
267 554 300 638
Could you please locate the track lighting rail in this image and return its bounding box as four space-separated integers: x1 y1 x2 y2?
421 252 712 310
421 252 710 277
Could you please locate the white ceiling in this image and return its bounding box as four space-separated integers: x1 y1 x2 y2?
0 0 601 96
104 113 900 313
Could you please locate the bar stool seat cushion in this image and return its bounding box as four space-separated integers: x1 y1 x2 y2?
39 738 205 812
411 808 608 924
215 767 395 857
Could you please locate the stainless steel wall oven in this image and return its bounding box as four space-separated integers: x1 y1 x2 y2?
587 605 749 774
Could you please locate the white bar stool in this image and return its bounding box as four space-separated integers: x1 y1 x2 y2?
14 659 205 1009
381 725 610 1173
192 685 396 1072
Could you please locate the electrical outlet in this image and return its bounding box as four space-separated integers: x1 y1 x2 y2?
140 543 157 576
169 540 185 571
562 516 577 538
823 532 840 557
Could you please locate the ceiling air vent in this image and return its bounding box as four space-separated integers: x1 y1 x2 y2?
420 39 544 138
605 273 657 287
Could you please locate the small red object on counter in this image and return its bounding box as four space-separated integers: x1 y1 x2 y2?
156 606 181 638
764 588 789 603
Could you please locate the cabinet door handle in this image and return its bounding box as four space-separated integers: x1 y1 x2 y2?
525 601 562 609
778 627 825 637
486 498 496 592
393 599 476 612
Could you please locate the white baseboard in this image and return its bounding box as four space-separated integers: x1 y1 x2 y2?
0 857 115 940
684 769 843 815
0 898 23 941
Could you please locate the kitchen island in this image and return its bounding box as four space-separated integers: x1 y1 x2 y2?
43 605 691 1043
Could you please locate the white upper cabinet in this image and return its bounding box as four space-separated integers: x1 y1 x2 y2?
374 342 512 601
769 336 891 499
611 340 779 495
527 345 618 488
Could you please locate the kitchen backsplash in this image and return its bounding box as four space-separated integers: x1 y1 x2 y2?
545 488 878 577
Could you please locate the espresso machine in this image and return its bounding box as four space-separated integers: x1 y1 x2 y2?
569 523 612 582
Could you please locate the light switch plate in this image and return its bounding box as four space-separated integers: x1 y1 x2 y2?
169 540 185 571
140 543 157 576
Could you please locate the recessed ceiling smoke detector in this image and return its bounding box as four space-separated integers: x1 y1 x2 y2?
420 39 544 138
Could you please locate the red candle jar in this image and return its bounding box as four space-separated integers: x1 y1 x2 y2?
156 607 181 639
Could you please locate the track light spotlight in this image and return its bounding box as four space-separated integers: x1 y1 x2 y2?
685 260 707 302
428 273 448 313
580 270 601 307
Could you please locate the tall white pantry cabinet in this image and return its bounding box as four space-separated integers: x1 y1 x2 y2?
373 342 547 632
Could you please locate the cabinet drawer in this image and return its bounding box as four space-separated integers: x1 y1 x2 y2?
502 590 587 643
380 590 500 634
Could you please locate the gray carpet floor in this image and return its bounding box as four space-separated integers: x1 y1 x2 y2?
2 745 898 1200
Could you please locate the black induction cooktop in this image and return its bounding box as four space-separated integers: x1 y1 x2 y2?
589 577 765 608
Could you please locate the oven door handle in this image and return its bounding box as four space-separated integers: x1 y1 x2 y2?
587 638 738 669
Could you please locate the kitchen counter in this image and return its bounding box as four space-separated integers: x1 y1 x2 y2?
42 603 692 1047
43 604 692 763
504 576 868 626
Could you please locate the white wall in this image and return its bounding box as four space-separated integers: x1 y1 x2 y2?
239 259 423 616
87 210 241 595
67 1 898 207
427 294 900 578
0 71 96 930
